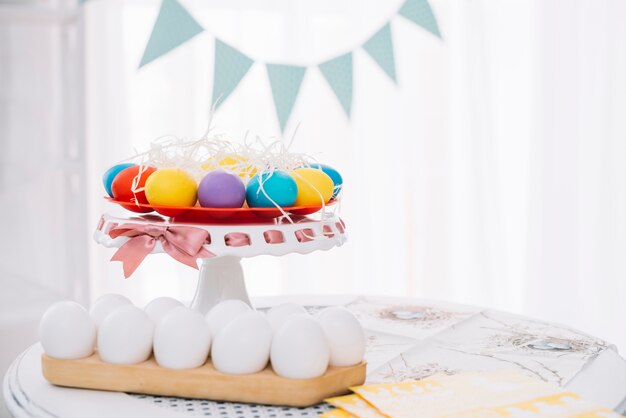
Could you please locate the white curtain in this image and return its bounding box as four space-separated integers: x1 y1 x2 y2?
84 0 626 352
0 8 87 301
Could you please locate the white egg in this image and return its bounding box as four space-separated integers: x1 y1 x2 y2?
266 302 308 333
316 307 366 366
205 299 251 339
98 305 154 364
144 297 184 324
270 315 330 379
39 301 96 360
154 307 211 369
211 311 272 374
89 294 132 326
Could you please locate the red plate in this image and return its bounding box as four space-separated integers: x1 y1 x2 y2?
106 198 336 223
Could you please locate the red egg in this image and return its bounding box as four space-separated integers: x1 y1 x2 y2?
111 165 156 212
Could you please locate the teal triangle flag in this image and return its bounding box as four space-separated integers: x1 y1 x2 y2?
139 0 204 68
266 64 307 132
399 0 441 38
212 39 254 108
319 53 353 117
362 23 397 83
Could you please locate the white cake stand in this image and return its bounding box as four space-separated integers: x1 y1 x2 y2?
94 211 346 313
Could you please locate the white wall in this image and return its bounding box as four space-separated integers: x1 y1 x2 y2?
85 0 626 353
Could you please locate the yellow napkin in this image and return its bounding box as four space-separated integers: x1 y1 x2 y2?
320 409 357 418
324 370 622 418
325 394 387 418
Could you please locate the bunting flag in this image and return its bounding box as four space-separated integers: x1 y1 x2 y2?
266 65 307 132
398 0 441 38
212 39 254 108
139 0 204 68
362 23 397 83
129 0 441 129
319 53 353 117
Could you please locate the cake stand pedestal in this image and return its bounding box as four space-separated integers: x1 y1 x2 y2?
94 212 346 313
192 256 250 312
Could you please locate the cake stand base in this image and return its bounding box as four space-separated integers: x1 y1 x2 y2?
95 212 347 313
190 256 252 313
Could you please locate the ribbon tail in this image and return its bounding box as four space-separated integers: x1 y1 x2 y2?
166 249 202 269
111 236 155 278
198 247 215 259
162 241 214 270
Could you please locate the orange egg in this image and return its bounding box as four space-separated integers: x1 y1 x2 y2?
111 165 156 211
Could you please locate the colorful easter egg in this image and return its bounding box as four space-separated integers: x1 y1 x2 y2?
198 170 245 208
246 171 298 208
102 163 135 197
219 155 257 179
201 155 257 179
312 164 343 198
291 168 334 206
145 168 197 207
111 165 156 210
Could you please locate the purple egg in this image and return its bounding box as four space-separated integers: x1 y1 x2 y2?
198 171 246 208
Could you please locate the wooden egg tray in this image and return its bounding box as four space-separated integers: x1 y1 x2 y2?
41 353 366 407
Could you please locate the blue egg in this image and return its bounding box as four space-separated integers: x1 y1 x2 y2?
246 171 298 208
102 163 136 197
312 164 343 198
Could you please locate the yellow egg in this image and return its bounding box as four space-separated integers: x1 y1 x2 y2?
201 155 258 178
145 168 197 207
200 161 214 171
218 156 240 168
218 155 257 179
291 168 334 206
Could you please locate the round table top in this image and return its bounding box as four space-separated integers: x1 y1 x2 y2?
5 295 626 418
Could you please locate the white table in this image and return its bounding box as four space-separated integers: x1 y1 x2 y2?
4 295 626 417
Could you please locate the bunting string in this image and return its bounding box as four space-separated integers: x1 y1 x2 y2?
94 0 441 131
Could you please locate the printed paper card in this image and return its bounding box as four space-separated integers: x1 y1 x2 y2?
345 296 481 340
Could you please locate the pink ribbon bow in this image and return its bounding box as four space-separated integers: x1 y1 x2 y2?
108 223 214 278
